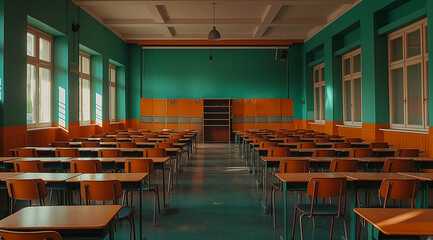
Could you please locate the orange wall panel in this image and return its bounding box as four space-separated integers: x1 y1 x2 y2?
166 123 178 130
179 99 192 116
383 131 429 157
167 99 179 116
190 123 203 141
255 99 267 116
281 99 293 116
268 123 282 130
3 126 27 156
178 123 192 131
244 99 256 116
152 99 166 116
139 123 153 130
267 99 281 116
243 123 256 131
281 123 296 130
191 99 203 116
232 99 244 116
27 128 56 147
308 123 325 133
233 123 244 131
152 123 165 131
140 99 153 116
338 126 363 138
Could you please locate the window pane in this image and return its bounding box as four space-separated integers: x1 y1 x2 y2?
26 64 36 124
392 68 404 124
344 81 352 121
425 26 428 54
320 67 325 82
39 38 51 62
110 86 116 120
39 67 51 123
83 79 91 122
27 33 35 57
343 58 351 76
315 87 320 120
82 57 90 75
321 86 325 120
391 37 403 62
353 54 361 73
314 69 319 83
407 63 423 125
79 78 82 122
354 78 362 122
110 68 116 83
407 29 421 58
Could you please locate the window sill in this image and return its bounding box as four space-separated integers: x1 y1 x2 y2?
80 123 97 127
27 126 60 131
110 122 123 125
308 122 325 125
380 128 429 135
336 124 362 129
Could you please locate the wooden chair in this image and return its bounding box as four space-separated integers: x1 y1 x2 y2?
259 142 278 148
125 159 160 226
139 129 151 133
55 148 79 157
51 141 70 147
132 138 148 143
382 159 415 173
15 148 37 157
147 134 159 138
116 136 131 141
116 142 137 148
6 179 48 214
170 135 182 140
292 177 348 240
253 138 269 143
90 134 106 138
144 148 167 157
155 143 173 148
329 159 358 172
297 142 316 149
349 148 372 157
71 137 89 142
345 137 362 143
81 141 100 148
328 135 341 139
271 159 310 227
274 134 288 139
80 180 135 240
268 148 290 157
332 142 351 148
98 149 122 157
284 137 300 143
394 149 420 157
314 138 330 143
312 149 336 157
369 142 389 148
70 160 103 173
0 229 62 240
14 160 45 172
100 138 115 142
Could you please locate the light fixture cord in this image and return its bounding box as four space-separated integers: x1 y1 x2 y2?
213 3 216 27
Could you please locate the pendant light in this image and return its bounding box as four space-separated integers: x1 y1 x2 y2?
208 3 221 40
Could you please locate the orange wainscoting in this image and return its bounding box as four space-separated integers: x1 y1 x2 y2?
338 126 362 139
383 130 429 157
1 126 27 156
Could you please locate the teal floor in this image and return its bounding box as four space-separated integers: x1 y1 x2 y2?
115 143 349 240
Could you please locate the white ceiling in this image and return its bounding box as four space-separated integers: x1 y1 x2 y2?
73 0 361 42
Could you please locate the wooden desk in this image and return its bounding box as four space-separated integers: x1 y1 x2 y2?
0 205 120 240
66 173 147 239
0 172 22 181
6 172 81 182
354 208 433 239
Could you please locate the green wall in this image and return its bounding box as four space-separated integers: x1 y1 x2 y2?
0 0 128 128
142 49 288 99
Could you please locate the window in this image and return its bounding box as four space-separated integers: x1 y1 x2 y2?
109 64 116 121
388 19 428 130
79 52 91 124
27 26 53 128
313 63 325 122
342 48 362 125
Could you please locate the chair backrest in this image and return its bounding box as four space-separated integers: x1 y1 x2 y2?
139 129 151 133
332 142 352 148
345 137 362 143
147 134 159 138
144 148 167 157
379 178 420 208
306 177 347 216
71 137 89 142
268 147 290 157
253 138 269 143
51 141 70 147
14 160 45 173
81 141 100 148
314 138 330 143
0 229 62 240
15 148 37 157
155 143 173 148
99 138 114 142
279 159 310 173
349 148 372 157
125 159 154 174
163 139 179 143
6 179 48 202
80 180 123 204
70 160 103 173
116 142 137 148
55 148 79 157
274 134 288 139
170 134 182 140
297 142 316 149
116 135 130 141
98 149 122 157
132 138 148 143
394 149 420 157
284 137 300 143
259 142 278 148
329 159 358 172
382 158 415 173
369 142 389 148
312 149 336 157
91 134 107 138
328 135 341 139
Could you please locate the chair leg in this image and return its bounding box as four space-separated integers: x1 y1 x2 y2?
272 187 278 227
299 213 306 240
342 216 348 240
329 216 334 240
156 187 161 214
130 212 136 240
153 190 157 227
291 208 297 240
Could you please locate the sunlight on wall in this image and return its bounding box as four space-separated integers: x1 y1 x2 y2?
58 86 66 128
96 93 102 126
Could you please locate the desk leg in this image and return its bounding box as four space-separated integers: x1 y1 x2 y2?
251 147 255 175
262 162 269 213
283 182 288 240
162 165 166 207
349 182 357 240
109 220 115 240
140 182 143 240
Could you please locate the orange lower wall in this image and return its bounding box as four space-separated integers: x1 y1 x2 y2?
384 130 429 157
338 126 362 138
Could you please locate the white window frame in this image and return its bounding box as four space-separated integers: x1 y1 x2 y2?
109 64 116 122
27 26 53 128
79 52 91 125
342 48 362 125
313 63 325 123
388 19 428 131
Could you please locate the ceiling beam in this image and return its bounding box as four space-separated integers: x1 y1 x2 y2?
126 39 303 46
146 5 174 38
253 4 282 38
79 6 125 39
74 0 354 6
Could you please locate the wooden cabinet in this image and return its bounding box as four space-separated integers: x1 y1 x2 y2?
203 99 231 143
